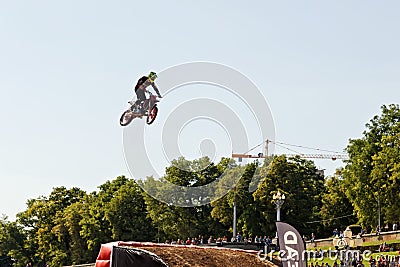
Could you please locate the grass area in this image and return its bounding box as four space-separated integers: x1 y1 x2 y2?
275 238 400 266
362 239 400 247
269 248 399 266
307 251 400 266
370 251 399 257
309 239 400 250
309 245 337 251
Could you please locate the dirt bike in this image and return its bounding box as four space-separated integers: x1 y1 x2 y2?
119 91 159 126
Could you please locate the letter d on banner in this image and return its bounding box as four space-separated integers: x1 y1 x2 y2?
276 222 307 267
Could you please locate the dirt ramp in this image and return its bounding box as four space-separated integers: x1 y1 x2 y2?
96 241 277 267
139 246 274 267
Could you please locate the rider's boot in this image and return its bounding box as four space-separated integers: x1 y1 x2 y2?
128 101 139 113
136 100 144 113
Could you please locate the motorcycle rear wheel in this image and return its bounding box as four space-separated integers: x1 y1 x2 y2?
146 106 158 125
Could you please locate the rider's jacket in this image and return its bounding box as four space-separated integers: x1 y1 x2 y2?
135 76 148 91
135 76 162 97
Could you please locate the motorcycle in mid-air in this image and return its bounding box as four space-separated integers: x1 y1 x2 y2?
119 91 159 126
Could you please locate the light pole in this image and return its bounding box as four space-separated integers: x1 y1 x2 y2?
273 191 285 222
233 200 237 239
378 194 381 234
220 185 238 241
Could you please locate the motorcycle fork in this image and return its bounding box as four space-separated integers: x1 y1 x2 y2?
147 100 153 114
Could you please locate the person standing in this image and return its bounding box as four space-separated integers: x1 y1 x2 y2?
311 233 316 242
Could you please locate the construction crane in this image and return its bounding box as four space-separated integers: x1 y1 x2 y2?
232 140 349 161
232 153 348 161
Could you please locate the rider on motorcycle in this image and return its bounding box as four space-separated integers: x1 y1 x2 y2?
131 71 162 112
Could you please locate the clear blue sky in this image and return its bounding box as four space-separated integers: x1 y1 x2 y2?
1 1 399 220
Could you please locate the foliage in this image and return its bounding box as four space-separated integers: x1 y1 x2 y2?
6 176 157 266
16 187 86 266
343 104 400 228
0 216 28 267
211 162 265 237
320 169 357 235
105 180 155 241
143 157 229 241
3 104 400 266
253 155 325 237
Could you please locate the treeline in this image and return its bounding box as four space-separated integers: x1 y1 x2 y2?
1 104 399 267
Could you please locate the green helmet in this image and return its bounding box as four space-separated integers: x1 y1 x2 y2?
148 71 157 81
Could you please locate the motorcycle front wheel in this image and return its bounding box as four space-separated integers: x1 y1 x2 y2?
120 110 134 126
146 105 158 125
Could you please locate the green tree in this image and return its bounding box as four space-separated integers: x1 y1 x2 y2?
105 180 155 241
54 201 94 265
143 157 229 241
253 155 325 237
17 187 86 266
320 169 356 236
211 162 265 238
370 133 400 223
0 216 28 267
79 176 130 254
343 104 400 228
